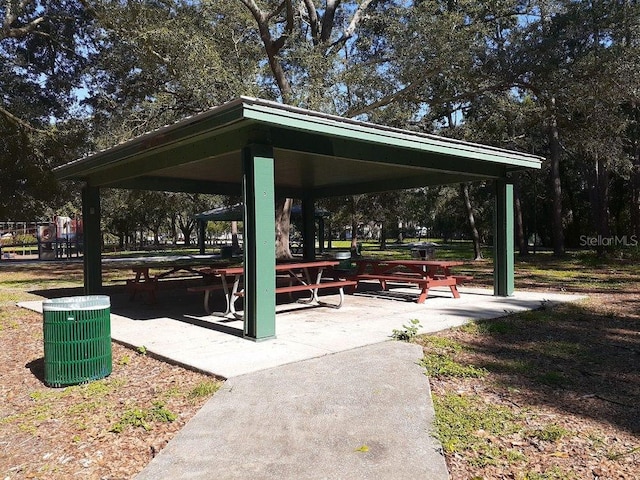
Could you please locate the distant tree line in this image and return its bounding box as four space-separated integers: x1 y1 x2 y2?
2 0 638 257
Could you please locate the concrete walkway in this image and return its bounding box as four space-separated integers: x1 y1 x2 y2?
136 341 449 480
19 286 584 479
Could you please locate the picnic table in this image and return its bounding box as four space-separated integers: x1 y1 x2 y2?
189 260 357 317
354 258 470 303
104 255 223 303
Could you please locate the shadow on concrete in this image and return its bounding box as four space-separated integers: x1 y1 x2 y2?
29 278 344 331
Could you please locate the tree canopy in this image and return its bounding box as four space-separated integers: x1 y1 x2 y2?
2 0 639 255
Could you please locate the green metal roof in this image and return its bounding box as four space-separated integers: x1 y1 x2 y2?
54 97 542 197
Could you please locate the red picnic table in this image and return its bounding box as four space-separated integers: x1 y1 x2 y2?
353 258 470 303
190 260 357 317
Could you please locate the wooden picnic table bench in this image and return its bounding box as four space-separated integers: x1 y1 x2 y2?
104 255 223 303
353 258 469 303
189 260 356 317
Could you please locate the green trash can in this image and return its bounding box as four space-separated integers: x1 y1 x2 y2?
42 295 112 387
334 251 352 270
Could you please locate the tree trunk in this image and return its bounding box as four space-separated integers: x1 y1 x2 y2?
179 222 193 246
514 177 528 256
548 96 565 255
275 198 293 259
170 215 177 244
633 152 640 239
350 224 359 251
588 153 611 255
460 183 482 260
231 220 240 253
631 101 640 238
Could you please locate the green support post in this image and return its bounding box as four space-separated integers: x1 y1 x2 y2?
301 195 316 261
81 185 102 294
242 145 276 341
198 220 205 254
318 217 325 254
494 179 514 296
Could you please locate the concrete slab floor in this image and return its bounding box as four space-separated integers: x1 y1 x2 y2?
19 286 584 379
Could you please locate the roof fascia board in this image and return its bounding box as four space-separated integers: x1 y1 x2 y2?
82 134 246 187
54 101 247 180
271 138 507 179
241 100 543 170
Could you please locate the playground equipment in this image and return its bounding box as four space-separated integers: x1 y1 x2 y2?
0 216 83 260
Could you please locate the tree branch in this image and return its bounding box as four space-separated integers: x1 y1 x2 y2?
345 67 540 118
0 104 52 135
328 0 375 50
267 1 286 21
3 13 45 40
344 69 434 117
238 0 293 101
238 0 265 25
302 0 320 43
272 0 294 52
317 0 340 44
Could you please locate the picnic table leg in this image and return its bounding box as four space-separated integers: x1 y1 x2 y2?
230 275 243 318
287 267 315 304
316 286 347 309
417 286 430 304
204 275 236 317
127 271 143 300
449 284 461 298
127 268 157 303
311 267 324 303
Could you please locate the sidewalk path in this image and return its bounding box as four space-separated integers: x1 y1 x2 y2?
135 341 450 480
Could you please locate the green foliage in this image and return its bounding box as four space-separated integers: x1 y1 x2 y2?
110 401 176 433
110 407 149 433
188 380 220 399
421 353 487 379
4 0 640 257
606 446 640 461
391 319 422 342
459 320 516 335
521 466 574 480
433 393 519 458
528 424 570 443
420 336 463 354
0 1 91 218
419 333 486 377
136 346 147 356
536 340 585 360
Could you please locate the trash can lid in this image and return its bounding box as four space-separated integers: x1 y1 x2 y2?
334 251 351 259
42 295 110 312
